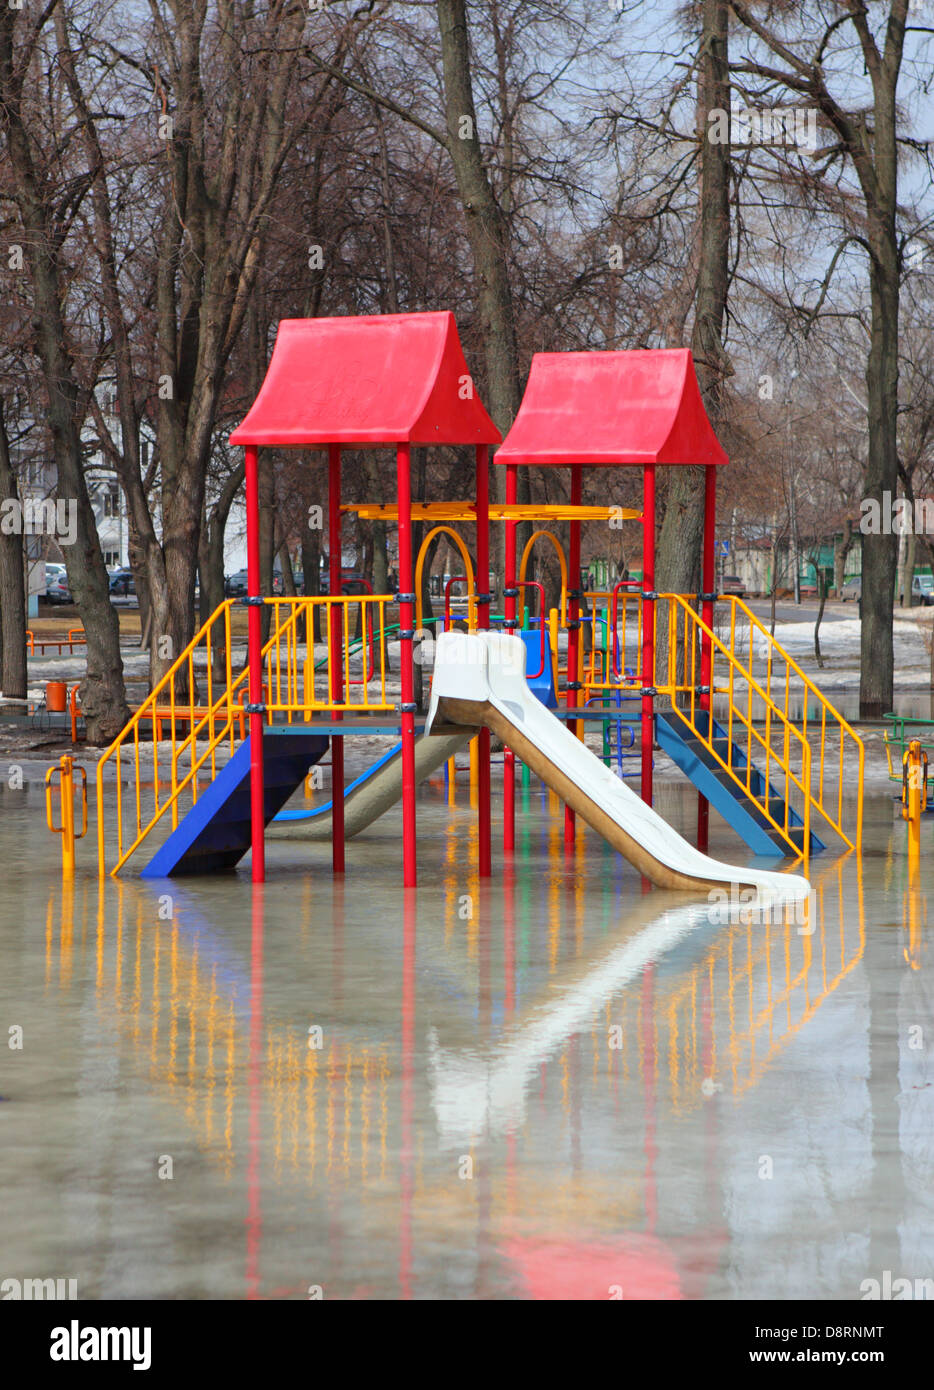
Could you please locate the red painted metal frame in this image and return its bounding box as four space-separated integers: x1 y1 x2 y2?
566 465 582 845
493 348 729 827
329 443 345 874
443 575 470 629
516 581 547 678
697 464 717 851
503 463 518 853
640 464 656 807
230 312 500 449
397 443 417 887
245 445 265 884
234 312 503 888
476 443 492 878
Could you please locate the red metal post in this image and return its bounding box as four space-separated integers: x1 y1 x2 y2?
328 443 345 874
397 443 417 887
641 463 656 806
697 464 717 851
244 445 266 883
503 463 517 853
565 465 582 846
476 444 491 877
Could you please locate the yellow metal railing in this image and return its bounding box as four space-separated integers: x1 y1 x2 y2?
96 596 392 876
713 597 862 852
46 754 88 874
582 591 862 856
661 594 813 862
582 589 643 689
264 596 393 717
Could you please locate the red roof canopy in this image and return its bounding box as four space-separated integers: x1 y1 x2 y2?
496 348 728 467
230 311 500 449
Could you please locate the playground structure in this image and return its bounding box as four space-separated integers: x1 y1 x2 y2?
69 311 869 890
27 627 86 656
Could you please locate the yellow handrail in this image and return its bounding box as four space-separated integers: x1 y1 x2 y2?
716 597 863 852
581 591 862 857
662 595 813 863
96 595 393 876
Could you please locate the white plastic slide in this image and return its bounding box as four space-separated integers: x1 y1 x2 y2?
267 728 471 843
427 629 810 897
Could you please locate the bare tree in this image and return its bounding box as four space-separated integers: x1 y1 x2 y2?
729 0 921 713
0 5 128 740
657 0 733 599
0 397 27 699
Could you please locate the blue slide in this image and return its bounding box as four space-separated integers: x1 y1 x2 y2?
274 741 402 822
267 727 471 842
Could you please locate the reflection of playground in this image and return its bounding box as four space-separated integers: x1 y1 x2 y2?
44 878 396 1188
39 840 895 1299
429 853 865 1145
47 850 866 1156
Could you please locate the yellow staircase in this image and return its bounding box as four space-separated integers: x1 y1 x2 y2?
583 592 864 860
95 596 392 875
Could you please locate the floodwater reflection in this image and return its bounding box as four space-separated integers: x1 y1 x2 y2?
0 779 931 1299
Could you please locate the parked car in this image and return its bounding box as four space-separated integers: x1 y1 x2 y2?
319 568 368 595
224 569 286 596
108 569 135 597
224 570 249 597
721 574 745 597
44 573 72 604
900 574 934 607
840 576 861 602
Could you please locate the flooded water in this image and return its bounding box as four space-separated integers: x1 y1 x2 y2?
0 772 931 1301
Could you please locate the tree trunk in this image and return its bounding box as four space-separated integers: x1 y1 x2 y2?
657 0 730 604
814 568 826 669
833 520 854 595
0 402 27 699
278 542 297 597
436 0 524 567
656 0 730 710
898 529 915 608
0 20 128 740
859 231 900 716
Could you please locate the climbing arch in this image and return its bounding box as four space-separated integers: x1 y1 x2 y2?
414 525 477 631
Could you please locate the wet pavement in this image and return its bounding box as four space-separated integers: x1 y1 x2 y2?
0 771 931 1300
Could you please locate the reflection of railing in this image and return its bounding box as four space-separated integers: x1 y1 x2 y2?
46 879 394 1192
96 596 393 875
662 865 864 1110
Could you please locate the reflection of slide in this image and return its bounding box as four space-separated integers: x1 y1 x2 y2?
429 892 722 1147
427 630 810 896
268 728 471 842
